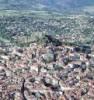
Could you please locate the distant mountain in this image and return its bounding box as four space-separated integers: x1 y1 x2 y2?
0 0 94 13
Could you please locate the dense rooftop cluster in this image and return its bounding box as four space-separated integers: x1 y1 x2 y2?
0 34 94 99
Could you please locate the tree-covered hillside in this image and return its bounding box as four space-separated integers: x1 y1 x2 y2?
0 11 94 46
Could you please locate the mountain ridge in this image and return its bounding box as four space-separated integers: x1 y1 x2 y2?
0 0 94 13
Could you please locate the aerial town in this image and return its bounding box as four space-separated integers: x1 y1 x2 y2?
0 0 94 100
0 34 94 100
